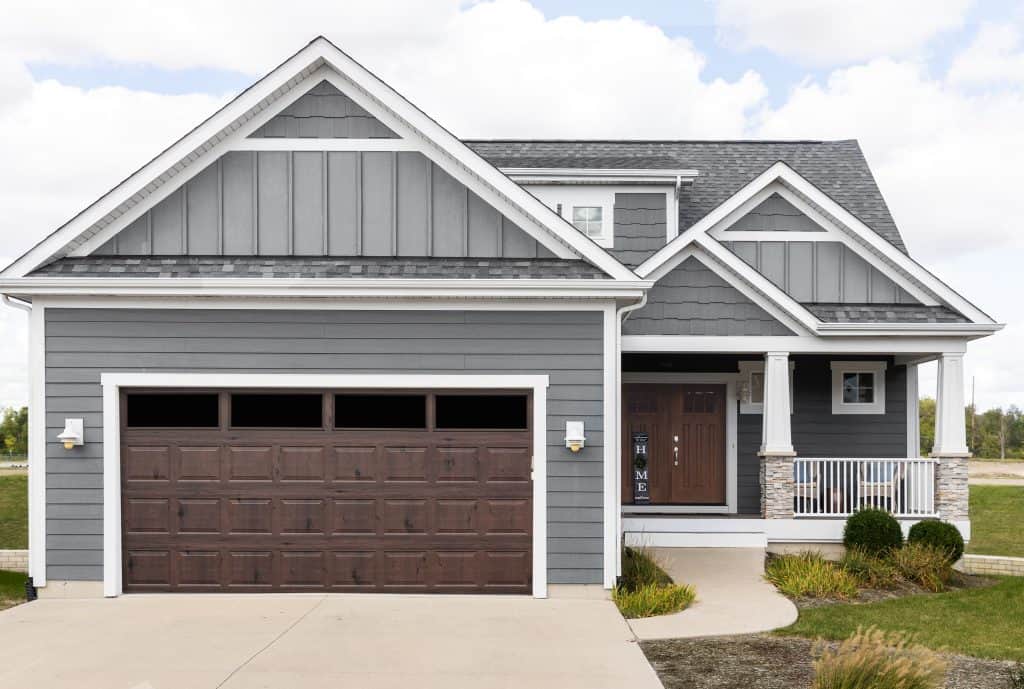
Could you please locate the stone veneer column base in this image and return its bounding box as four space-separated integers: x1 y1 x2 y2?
935 455 969 521
760 454 795 519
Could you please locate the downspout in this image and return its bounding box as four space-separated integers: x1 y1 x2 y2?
613 292 647 579
1 295 37 599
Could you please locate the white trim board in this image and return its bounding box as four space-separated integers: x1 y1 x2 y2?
602 304 618 589
622 372 738 514
28 304 46 586
100 372 550 599
621 335 971 354
635 162 998 327
2 38 638 282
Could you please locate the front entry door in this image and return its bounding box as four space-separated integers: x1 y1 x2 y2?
622 384 726 505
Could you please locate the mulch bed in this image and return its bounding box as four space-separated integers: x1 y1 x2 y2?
641 634 1018 689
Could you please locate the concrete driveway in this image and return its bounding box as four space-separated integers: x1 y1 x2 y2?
0 594 663 689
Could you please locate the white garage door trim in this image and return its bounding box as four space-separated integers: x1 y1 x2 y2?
101 372 550 598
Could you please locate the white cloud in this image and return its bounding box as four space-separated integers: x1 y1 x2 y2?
713 0 972 65
755 58 1024 261
949 22 1024 85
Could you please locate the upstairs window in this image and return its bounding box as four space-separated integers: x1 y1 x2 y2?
572 206 605 242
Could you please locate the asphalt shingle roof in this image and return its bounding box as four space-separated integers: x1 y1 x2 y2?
806 304 967 324
32 256 609 280
466 139 906 252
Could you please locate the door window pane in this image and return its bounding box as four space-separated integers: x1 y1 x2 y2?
435 394 528 429
231 393 323 428
335 394 427 429
126 393 219 427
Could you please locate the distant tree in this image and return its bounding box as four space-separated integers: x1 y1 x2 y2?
0 406 28 458
919 397 935 456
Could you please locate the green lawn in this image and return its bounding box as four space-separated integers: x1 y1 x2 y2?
0 475 27 550
778 578 1024 661
969 485 1024 558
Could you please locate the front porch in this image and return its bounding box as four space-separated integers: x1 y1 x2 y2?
618 351 971 550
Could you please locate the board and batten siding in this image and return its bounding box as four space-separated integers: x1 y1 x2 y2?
610 193 667 267
43 309 605 585
624 257 795 337
94 150 552 260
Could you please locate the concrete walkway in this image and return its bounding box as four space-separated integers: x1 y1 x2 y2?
627 548 797 641
0 594 663 689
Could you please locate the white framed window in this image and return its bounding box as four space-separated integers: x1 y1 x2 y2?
830 361 887 414
738 360 794 414
572 206 605 241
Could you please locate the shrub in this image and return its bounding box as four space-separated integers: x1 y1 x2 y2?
888 543 953 592
765 552 858 599
613 582 696 618
843 508 903 557
839 547 902 589
812 627 946 689
907 520 964 564
620 547 672 592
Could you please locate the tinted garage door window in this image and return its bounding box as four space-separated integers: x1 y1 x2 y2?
120 390 532 594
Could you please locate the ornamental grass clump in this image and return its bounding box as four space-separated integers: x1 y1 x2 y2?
613 582 696 619
765 552 858 599
813 627 946 689
839 547 902 589
888 543 954 593
620 546 672 591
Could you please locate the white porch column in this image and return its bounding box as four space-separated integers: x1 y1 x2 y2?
760 351 795 519
933 353 969 457
932 352 970 521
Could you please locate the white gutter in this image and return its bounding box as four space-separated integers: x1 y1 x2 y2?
502 168 699 185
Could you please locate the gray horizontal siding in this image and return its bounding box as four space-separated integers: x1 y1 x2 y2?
724 240 918 304
250 80 398 139
610 193 666 267
624 256 794 336
45 308 605 585
95 150 551 260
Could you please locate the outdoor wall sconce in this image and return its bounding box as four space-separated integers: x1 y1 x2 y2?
57 418 84 450
565 421 586 453
737 380 751 404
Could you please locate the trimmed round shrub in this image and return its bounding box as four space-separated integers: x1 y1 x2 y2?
908 520 965 563
843 508 903 556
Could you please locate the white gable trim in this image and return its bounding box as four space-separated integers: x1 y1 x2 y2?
2 38 636 281
636 162 997 325
648 244 815 336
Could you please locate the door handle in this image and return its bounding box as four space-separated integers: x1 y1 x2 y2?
673 445 678 466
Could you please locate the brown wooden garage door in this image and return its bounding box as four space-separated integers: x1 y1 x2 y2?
120 389 532 593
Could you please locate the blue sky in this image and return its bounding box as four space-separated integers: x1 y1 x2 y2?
2 0 1024 410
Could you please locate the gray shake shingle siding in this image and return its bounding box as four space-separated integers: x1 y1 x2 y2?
33 256 608 280
466 139 906 252
44 308 606 585
611 193 667 267
807 304 968 323
624 257 795 336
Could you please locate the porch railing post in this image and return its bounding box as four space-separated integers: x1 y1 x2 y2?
759 351 795 519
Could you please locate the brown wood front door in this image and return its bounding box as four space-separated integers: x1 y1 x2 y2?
622 384 727 505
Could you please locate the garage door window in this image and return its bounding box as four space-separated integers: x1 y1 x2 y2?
435 394 528 430
125 393 219 427
335 394 427 429
231 393 322 428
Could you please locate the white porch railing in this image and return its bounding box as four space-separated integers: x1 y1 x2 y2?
793 458 938 518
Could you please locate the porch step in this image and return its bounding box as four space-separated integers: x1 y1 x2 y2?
623 516 767 549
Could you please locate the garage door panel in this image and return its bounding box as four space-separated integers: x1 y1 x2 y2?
483 447 531 482
282 551 325 587
124 498 170 534
228 499 273 534
281 499 327 534
177 498 220 533
280 446 325 481
122 389 532 594
229 551 274 587
228 446 274 481
381 499 428 534
124 446 170 482
126 550 170 585
177 550 221 586
437 447 479 482
333 499 376 534
383 447 428 481
177 446 221 481
332 446 376 481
